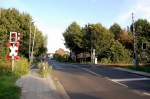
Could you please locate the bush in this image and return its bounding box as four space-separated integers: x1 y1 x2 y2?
0 59 11 73
53 53 69 62
14 57 29 76
0 59 11 72
100 58 112 64
109 41 132 64
38 62 52 77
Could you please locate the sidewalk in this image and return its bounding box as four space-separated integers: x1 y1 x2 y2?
16 69 62 99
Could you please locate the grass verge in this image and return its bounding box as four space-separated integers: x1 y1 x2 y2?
0 72 21 99
102 64 150 73
127 65 150 73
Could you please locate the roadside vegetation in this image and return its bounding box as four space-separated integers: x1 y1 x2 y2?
63 20 150 65
127 65 150 73
0 72 21 99
38 62 52 77
0 8 47 99
0 57 29 99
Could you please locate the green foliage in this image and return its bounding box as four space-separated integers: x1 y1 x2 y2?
63 22 83 53
0 8 47 59
38 62 51 77
63 19 150 64
128 65 150 73
63 22 134 64
83 23 114 55
109 41 132 64
131 19 150 63
14 57 29 76
109 23 122 40
53 53 69 62
100 58 112 64
0 72 21 99
0 59 11 73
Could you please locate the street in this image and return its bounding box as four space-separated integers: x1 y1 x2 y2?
49 60 150 99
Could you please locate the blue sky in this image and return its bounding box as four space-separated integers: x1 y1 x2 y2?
1 0 150 53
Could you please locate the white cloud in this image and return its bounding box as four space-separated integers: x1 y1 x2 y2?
117 0 150 27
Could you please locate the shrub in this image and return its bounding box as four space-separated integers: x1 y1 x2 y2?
38 62 52 77
100 58 112 64
14 57 29 76
109 41 132 64
0 59 11 73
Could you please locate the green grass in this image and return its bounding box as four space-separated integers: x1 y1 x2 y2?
0 72 21 99
127 65 150 73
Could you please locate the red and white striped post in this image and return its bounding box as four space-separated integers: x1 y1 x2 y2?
8 32 21 71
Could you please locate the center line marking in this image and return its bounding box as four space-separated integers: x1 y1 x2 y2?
111 78 150 82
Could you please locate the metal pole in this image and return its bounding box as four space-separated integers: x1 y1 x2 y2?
132 13 138 67
31 26 36 63
12 44 15 72
0 8 1 18
12 58 15 71
29 22 31 64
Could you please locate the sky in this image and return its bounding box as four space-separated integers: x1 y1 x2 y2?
1 0 150 53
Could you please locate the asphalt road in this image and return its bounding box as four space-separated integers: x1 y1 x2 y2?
49 60 150 99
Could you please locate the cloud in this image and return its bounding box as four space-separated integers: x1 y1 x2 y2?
117 0 150 26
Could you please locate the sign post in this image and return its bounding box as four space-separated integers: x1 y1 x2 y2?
8 32 21 71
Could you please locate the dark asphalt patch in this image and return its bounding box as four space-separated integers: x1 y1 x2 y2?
89 67 145 79
120 80 150 93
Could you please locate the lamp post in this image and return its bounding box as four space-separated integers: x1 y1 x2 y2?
31 26 36 64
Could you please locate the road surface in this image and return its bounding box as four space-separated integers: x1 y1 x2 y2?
49 60 150 99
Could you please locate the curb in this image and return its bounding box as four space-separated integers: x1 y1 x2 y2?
116 67 150 78
51 73 71 99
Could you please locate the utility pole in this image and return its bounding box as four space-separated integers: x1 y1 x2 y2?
0 8 1 18
31 26 36 63
29 22 32 65
132 13 138 67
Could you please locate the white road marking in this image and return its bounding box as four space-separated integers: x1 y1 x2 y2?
111 78 150 82
81 68 129 87
111 80 129 87
76 66 150 96
143 92 150 96
81 68 99 76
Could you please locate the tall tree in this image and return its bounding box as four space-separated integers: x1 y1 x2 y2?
0 8 47 59
83 23 114 59
63 22 83 55
132 19 150 63
109 23 122 40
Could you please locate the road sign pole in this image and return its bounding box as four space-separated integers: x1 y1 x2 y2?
12 57 15 71
11 43 15 71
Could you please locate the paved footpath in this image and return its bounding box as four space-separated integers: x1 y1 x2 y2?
16 69 62 99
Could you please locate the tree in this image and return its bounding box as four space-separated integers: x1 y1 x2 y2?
109 41 132 64
132 19 150 63
83 23 114 60
0 8 47 59
109 23 122 40
63 22 83 56
118 30 133 50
